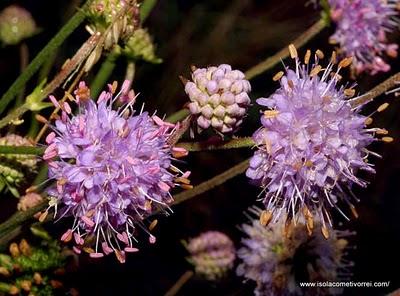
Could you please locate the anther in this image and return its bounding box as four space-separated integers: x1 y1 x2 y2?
316 49 324 59
288 44 298 59
273 71 284 81
259 210 273 226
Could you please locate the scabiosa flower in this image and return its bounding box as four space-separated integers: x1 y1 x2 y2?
184 64 251 135
237 207 353 296
0 134 38 197
0 5 37 45
43 81 191 262
247 45 392 234
328 0 399 74
185 231 236 281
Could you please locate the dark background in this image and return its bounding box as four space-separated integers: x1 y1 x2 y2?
0 0 399 295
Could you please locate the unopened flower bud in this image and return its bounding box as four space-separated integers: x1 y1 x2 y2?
184 64 251 134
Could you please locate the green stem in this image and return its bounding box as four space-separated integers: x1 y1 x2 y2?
0 146 44 155
0 104 29 129
90 50 119 98
0 1 89 114
140 0 158 22
177 137 254 152
172 159 249 205
165 19 327 123
166 109 190 124
0 201 48 249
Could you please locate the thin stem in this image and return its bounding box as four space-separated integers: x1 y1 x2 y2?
0 104 29 129
172 159 249 205
165 18 327 123
140 0 158 22
16 43 29 107
164 270 194 296
0 1 89 114
0 201 48 249
351 72 400 107
166 109 190 124
0 146 44 155
90 49 119 98
177 137 254 152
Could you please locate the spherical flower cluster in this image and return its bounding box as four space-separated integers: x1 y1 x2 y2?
247 46 389 229
0 5 37 45
0 134 38 197
237 207 353 296
328 0 399 74
44 81 190 262
86 0 139 49
185 231 235 280
184 64 251 134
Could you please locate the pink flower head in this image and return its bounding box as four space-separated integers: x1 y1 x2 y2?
247 47 389 230
328 0 399 74
44 81 190 262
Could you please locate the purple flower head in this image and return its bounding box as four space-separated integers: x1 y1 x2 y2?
44 81 190 262
237 207 353 296
247 46 390 231
328 0 399 74
185 231 236 280
184 64 251 135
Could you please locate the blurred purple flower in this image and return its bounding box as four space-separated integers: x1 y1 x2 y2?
237 207 353 296
328 0 399 74
184 64 251 135
185 231 236 280
44 81 190 262
247 47 389 229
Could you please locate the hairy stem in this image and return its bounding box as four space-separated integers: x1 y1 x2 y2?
0 201 48 250
0 146 44 155
0 1 89 114
172 159 249 205
351 72 400 107
164 270 194 296
177 137 254 152
140 0 158 22
166 109 190 124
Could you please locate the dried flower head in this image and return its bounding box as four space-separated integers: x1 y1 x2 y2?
184 64 251 135
86 0 140 50
185 231 236 281
43 81 190 262
0 134 38 197
0 5 37 45
84 0 140 71
237 207 353 296
247 46 390 231
328 0 399 74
